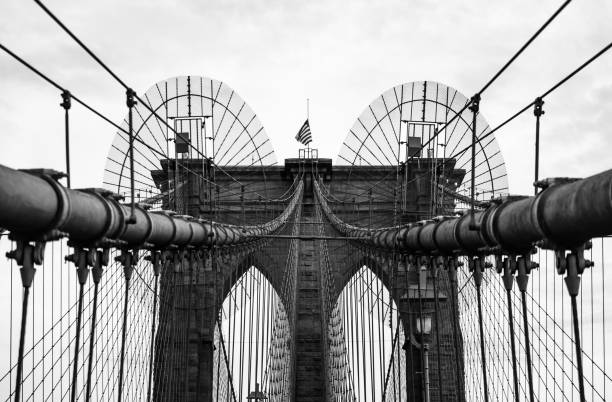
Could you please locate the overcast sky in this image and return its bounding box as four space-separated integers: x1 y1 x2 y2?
0 0 611 194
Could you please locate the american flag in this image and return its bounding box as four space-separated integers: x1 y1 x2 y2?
295 119 312 145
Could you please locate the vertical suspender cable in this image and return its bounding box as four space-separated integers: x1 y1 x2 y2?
359 267 368 399
247 263 254 394
473 258 489 402
117 250 135 402
501 258 520 402
376 261 385 399
9 242 38 402
16 288 30 402
404 256 417 402
563 251 587 402
184 252 194 398
69 248 89 402
239 261 246 401
571 292 586 401
367 267 375 401
432 263 443 400
396 261 402 401
521 293 535 400
146 251 161 402
517 256 535 402
86 250 105 402
350 273 359 400
417 263 427 402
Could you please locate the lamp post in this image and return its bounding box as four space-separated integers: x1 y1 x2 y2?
412 313 433 402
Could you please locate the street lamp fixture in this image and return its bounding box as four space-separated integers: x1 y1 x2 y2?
415 314 432 339
412 312 433 402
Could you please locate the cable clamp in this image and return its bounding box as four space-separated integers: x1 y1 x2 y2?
468 93 481 114
60 90 71 110
533 97 545 117
125 88 137 108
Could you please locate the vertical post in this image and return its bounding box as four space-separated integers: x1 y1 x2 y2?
60 90 72 188
533 97 545 195
241 186 246 227
468 94 480 229
368 189 372 232
126 88 137 224
423 345 430 402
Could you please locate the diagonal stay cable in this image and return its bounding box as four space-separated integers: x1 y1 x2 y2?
405 0 574 165
450 41 612 161
33 0 273 200
0 42 166 163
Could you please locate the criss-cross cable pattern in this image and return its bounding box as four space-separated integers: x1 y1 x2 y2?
0 167 305 402
313 169 612 402
3 0 612 398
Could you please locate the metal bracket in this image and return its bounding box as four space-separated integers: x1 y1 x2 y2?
555 243 594 297
65 247 90 285
6 240 45 288
115 249 138 281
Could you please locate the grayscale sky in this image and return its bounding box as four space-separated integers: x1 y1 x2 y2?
0 0 611 194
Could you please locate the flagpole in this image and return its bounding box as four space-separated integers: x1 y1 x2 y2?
306 98 310 156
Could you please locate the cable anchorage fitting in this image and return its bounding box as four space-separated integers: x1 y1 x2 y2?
516 252 538 293
65 247 91 285
92 248 109 284
145 250 163 277
6 240 46 289
469 254 489 288
115 249 138 281
496 254 517 291
555 242 594 297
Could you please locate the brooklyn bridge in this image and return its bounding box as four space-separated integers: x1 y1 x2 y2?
1 1 612 401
